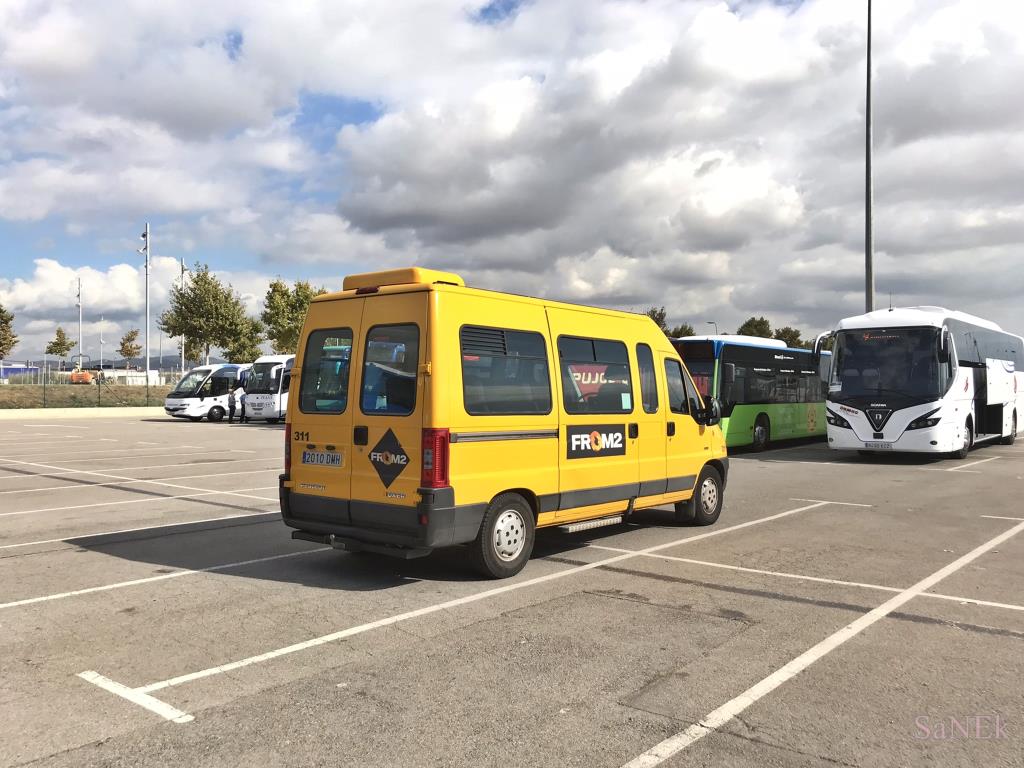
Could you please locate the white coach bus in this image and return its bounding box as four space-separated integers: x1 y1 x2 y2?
164 363 251 422
820 307 1023 458
242 354 294 423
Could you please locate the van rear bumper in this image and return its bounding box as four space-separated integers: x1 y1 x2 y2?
279 475 487 555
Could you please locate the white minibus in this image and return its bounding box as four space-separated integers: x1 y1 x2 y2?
244 354 294 423
164 363 251 422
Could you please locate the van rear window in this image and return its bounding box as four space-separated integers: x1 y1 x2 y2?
558 336 634 414
360 325 419 415
461 326 552 415
299 329 353 413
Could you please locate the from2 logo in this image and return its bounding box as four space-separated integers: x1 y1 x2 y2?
566 425 627 459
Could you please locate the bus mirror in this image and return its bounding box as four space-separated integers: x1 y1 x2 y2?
812 332 829 362
938 328 950 363
722 363 735 385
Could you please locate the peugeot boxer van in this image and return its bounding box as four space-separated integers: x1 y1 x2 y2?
281 268 728 578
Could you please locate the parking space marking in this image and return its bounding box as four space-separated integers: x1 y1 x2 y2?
619 517 1024 768
588 546 1024 614
80 501 831 722
0 449 267 466
0 469 275 496
0 512 279 551
789 497 873 507
77 672 194 724
946 457 999 472
0 548 331 609
0 457 278 483
981 515 1024 522
0 486 279 518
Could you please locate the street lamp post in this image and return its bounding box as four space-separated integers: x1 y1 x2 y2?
706 321 719 335
865 0 875 312
139 223 151 403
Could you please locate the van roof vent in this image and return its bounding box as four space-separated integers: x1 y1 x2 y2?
342 268 465 291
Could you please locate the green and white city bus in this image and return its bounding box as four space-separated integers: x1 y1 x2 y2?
674 335 830 450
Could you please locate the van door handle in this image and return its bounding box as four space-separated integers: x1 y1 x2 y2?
354 426 368 446
628 423 639 439
667 422 676 437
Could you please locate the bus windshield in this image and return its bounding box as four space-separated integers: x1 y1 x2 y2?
829 327 950 403
170 370 209 396
247 363 281 394
686 361 714 398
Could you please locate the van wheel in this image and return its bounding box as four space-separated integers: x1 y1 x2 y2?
207 406 225 422
952 421 972 459
752 415 770 451
469 493 535 579
674 466 723 526
1001 412 1017 445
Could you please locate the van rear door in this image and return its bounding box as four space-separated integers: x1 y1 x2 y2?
290 298 363 520
349 291 428 525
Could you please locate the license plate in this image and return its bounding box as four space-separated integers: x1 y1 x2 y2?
302 451 343 467
864 442 893 450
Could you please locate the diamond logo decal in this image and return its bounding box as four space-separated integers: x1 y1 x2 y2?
368 429 409 488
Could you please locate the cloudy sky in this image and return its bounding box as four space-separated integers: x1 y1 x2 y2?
1 0 1022 361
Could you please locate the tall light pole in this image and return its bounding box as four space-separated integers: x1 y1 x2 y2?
706 321 719 335
99 316 105 372
180 257 187 375
865 0 875 312
76 277 83 369
139 223 151 399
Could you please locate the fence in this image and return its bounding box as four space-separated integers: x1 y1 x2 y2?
0 368 183 409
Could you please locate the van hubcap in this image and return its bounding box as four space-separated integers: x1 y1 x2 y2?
700 478 718 513
493 509 526 561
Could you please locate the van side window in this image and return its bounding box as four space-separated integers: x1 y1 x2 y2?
682 367 702 414
664 359 688 414
558 336 634 414
636 343 658 413
299 329 353 413
210 375 233 397
361 324 419 416
461 326 552 415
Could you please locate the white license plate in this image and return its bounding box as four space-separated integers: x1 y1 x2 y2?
302 451 342 467
864 442 893 450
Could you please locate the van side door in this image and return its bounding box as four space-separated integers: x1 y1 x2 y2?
664 357 707 493
635 343 668 499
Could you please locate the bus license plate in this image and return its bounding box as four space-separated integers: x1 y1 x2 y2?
864 442 893 450
302 451 343 467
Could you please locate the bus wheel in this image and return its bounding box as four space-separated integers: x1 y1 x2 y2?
1001 412 1017 445
752 415 770 451
674 466 723 526
469 493 535 579
207 406 226 423
952 421 972 459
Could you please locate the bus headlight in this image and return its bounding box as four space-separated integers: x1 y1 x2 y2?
826 410 851 429
906 410 941 430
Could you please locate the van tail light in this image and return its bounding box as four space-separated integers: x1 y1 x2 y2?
421 428 450 488
284 422 291 474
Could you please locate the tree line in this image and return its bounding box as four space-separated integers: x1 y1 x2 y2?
645 307 816 349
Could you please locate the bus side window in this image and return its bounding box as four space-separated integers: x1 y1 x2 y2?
636 343 659 414
664 359 688 415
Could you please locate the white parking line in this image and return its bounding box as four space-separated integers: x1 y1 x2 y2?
0 469 275 496
619 517 1024 768
790 498 873 508
0 511 278 551
0 548 330 609
77 672 194 724
587 546 1024 613
981 514 1024 522
0 449 265 466
80 501 831 722
946 457 1000 472
0 457 278 483
0 486 279 518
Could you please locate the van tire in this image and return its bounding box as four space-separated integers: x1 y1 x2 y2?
1001 412 1017 445
674 466 723 526
952 421 972 459
469 493 535 579
752 415 770 451
207 406 226 423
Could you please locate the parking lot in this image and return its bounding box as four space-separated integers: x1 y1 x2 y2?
1 417 1021 767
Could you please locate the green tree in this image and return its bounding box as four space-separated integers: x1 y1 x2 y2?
0 303 17 360
223 316 264 362
261 279 327 354
118 329 142 366
668 322 696 338
45 326 74 359
737 316 772 338
159 264 258 363
644 306 669 332
772 326 806 348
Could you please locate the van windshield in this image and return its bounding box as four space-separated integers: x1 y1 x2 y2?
170 370 209 396
299 331 353 413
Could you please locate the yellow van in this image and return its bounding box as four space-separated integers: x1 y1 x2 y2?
281 268 728 578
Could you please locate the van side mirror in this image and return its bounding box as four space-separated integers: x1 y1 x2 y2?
695 397 722 427
722 363 735 385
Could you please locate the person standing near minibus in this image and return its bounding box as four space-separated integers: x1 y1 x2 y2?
227 386 237 423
